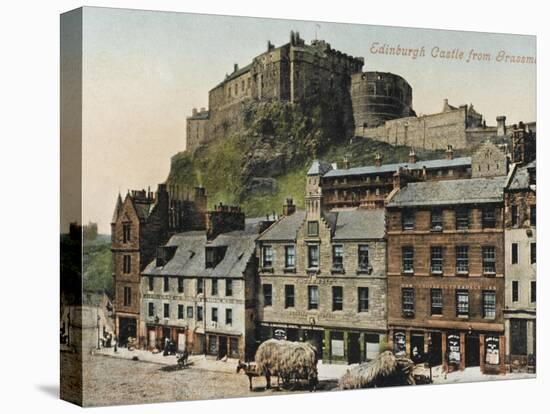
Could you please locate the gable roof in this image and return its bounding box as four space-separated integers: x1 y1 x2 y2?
507 161 536 191
307 159 334 176
142 219 262 278
258 211 306 241
387 177 506 207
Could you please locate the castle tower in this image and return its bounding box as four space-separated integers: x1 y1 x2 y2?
306 160 332 220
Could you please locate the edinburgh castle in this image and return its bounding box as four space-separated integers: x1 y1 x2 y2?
186 31 529 154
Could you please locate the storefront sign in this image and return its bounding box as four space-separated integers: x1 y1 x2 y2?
447 333 461 364
485 336 500 365
273 329 287 340
331 339 344 357
394 331 406 356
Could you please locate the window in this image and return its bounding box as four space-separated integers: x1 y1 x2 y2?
402 288 414 317
512 281 519 302
402 246 414 273
205 248 216 268
263 284 272 307
178 304 184 319
456 290 469 316
177 277 184 293
431 209 443 231
531 281 536 303
456 246 469 274
148 276 154 292
511 243 518 264
332 245 344 270
285 245 295 268
163 303 170 319
531 243 536 264
186 306 193 319
482 291 496 319
430 289 443 315
211 307 218 322
262 246 273 268
482 246 496 274
511 205 519 226
123 287 131 306
456 208 470 229
482 208 496 228
402 210 415 230
530 205 536 226
148 302 154 317
226 309 233 325
307 221 319 236
308 286 320 310
358 287 369 312
308 245 320 268
285 285 295 308
358 245 370 271
211 278 218 296
430 246 443 274
197 306 203 321
197 278 204 295
332 286 343 311
225 279 233 296
163 276 170 292
122 223 131 243
123 255 131 274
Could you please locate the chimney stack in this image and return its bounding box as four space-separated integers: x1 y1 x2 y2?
283 198 296 216
233 63 239 73
205 203 245 240
496 116 506 136
192 108 198 116
374 153 383 167
445 145 454 160
408 148 417 164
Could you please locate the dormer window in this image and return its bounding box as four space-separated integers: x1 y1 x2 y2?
156 246 177 267
205 246 227 268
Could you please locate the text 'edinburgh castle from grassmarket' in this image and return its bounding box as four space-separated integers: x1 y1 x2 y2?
59 8 537 406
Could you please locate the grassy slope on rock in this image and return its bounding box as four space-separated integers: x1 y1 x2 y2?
167 100 473 218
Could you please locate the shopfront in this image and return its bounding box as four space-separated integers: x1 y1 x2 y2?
206 333 242 359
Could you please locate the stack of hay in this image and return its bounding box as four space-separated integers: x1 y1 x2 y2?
339 351 415 389
255 339 318 382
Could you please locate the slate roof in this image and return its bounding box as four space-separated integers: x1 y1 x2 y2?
323 157 471 178
307 159 334 176
142 226 258 278
258 209 385 241
508 160 536 191
133 202 154 220
211 63 253 90
258 211 306 241
387 177 506 207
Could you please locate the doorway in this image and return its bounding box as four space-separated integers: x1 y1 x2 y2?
348 333 361 364
410 332 425 363
218 336 228 359
119 317 137 346
465 333 480 367
429 332 442 366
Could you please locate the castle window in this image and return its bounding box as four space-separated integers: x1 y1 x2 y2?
122 223 131 243
123 287 131 306
123 255 131 274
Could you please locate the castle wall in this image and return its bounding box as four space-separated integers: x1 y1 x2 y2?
352 71 414 131
186 116 208 153
360 107 469 150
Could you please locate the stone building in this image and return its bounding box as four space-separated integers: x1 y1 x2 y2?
471 140 508 178
255 169 388 364
358 99 509 150
319 147 471 210
351 71 415 130
503 160 536 371
140 206 261 360
385 176 507 374
111 185 207 346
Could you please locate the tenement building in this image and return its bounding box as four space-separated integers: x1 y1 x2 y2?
385 176 507 374
503 160 536 371
111 185 207 346
255 166 387 364
140 205 261 360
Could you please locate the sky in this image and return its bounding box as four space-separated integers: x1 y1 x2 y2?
71 7 536 234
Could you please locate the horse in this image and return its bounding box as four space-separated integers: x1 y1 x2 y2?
236 360 263 390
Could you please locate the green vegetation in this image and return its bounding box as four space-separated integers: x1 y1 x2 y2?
83 236 113 298
168 99 472 218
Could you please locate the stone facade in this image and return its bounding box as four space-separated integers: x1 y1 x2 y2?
471 140 508 178
385 178 507 374
503 162 536 371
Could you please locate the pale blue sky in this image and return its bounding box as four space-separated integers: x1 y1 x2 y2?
78 7 536 233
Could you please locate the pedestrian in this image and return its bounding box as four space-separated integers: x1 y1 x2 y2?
114 336 118 353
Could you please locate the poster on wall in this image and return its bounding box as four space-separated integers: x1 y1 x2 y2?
447 333 461 364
